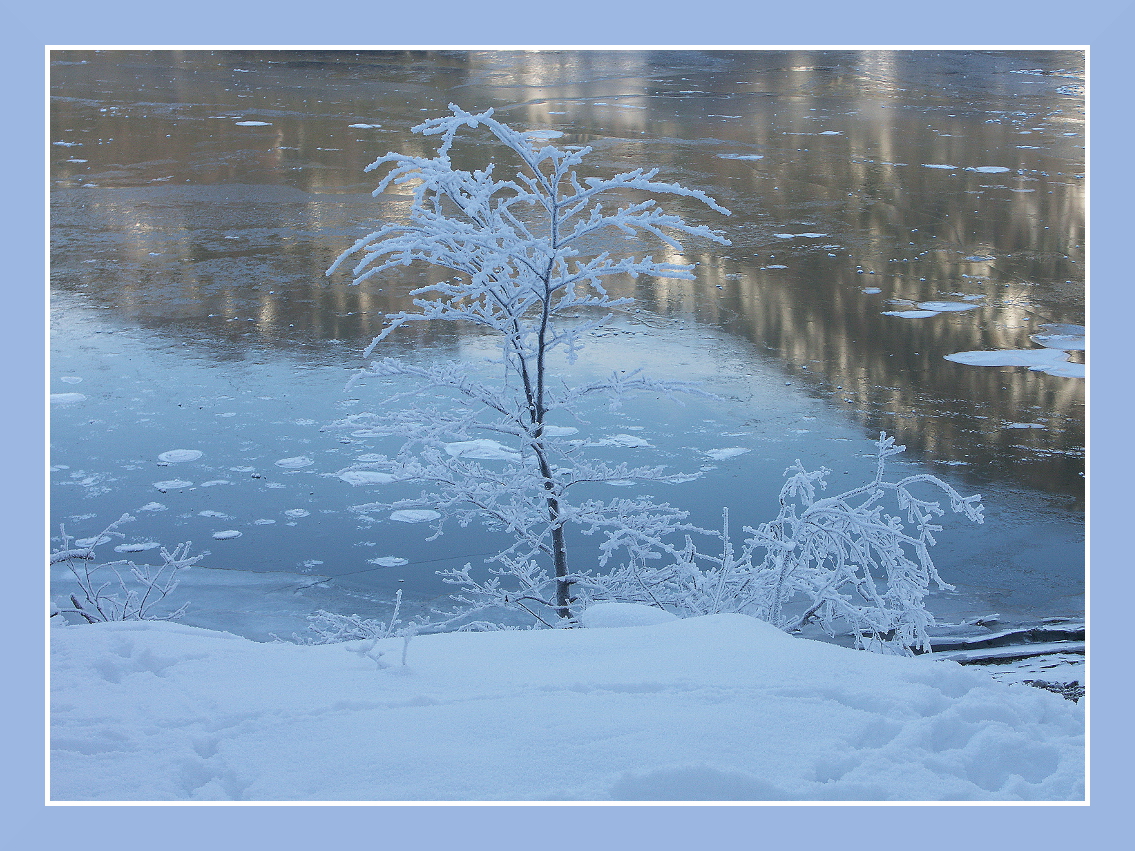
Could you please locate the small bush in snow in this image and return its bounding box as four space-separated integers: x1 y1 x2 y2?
585 433 984 654
50 513 203 623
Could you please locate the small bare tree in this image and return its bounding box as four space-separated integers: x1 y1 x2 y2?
327 105 730 624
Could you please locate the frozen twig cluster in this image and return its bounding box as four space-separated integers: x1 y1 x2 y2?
50 514 203 624
300 590 424 667
586 434 984 653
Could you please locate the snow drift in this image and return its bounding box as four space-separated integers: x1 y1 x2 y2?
50 607 1083 802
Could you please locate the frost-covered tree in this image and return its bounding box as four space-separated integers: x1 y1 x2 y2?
326 105 730 625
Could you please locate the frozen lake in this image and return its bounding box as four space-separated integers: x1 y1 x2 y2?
50 50 1084 645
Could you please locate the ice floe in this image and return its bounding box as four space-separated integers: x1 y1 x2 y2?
153 479 192 491
235 120 271 126
137 502 166 512
916 301 980 312
862 287 882 294
158 449 202 463
348 123 381 129
390 509 442 523
944 348 1084 377
211 530 242 540
113 542 160 553
337 470 397 486
51 393 86 404
883 310 940 319
1030 325 1085 352
59 376 83 384
590 434 653 448
966 166 1011 173
773 233 828 239
368 556 409 567
923 164 958 169
718 154 764 160
275 456 314 469
444 439 521 462
542 425 579 436
704 447 751 460
284 509 310 518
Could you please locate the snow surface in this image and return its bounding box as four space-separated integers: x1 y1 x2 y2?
50 611 1083 801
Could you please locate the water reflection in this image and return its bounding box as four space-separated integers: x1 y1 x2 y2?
51 49 1084 505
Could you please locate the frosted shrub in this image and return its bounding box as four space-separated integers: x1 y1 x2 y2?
588 434 984 653
327 105 729 624
50 513 203 623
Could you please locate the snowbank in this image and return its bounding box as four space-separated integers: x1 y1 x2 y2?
50 611 1083 802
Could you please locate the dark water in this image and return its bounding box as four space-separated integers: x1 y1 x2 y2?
50 50 1085 638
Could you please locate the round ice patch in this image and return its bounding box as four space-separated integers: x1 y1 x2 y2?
158 449 203 463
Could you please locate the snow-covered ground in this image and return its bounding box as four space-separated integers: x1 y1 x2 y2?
50 604 1083 802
